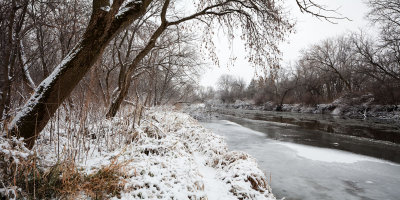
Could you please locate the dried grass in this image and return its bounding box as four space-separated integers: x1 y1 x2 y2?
1 151 129 199
52 156 130 199
80 158 130 199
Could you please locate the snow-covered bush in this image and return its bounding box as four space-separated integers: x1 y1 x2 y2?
114 108 275 199
0 135 33 199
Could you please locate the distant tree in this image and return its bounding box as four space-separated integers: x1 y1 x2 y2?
217 74 247 103
245 78 258 99
275 68 299 109
302 36 355 93
232 77 246 100
200 86 216 102
367 0 400 49
351 0 400 103
366 0 400 81
351 33 400 103
217 74 235 103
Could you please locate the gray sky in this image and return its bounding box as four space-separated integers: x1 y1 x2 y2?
199 0 378 88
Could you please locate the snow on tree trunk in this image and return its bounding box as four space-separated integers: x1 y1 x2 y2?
9 0 151 149
19 40 36 91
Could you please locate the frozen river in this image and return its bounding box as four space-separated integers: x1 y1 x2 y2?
200 113 400 200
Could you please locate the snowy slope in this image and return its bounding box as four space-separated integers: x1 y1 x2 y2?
1 108 275 199
106 108 276 199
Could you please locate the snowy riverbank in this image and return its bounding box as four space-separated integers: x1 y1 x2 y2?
1 108 275 199
207 94 400 121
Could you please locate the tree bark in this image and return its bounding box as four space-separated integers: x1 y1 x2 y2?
106 75 132 118
9 0 151 149
0 0 16 120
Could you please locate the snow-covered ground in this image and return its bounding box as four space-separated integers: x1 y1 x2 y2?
1 108 275 199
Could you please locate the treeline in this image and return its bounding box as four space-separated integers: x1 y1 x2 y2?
213 1 400 106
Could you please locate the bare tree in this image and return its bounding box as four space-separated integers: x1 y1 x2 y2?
367 0 400 47
302 36 355 93
0 0 29 119
366 0 400 81
9 0 152 148
217 74 235 103
217 74 246 103
275 68 299 109
352 32 400 103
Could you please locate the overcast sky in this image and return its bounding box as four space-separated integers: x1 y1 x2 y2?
199 0 378 88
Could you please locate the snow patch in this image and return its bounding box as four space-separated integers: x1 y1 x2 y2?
332 107 341 115
100 6 111 12
194 153 236 199
222 120 241 126
116 0 143 19
279 142 398 165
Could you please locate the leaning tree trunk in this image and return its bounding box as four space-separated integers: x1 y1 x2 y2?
9 0 151 149
105 23 167 118
106 0 170 118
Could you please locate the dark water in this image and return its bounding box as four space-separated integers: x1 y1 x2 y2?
213 108 400 163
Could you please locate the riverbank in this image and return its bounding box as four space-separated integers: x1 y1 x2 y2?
1 108 275 199
207 94 400 122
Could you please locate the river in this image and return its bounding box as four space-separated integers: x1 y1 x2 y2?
199 108 400 200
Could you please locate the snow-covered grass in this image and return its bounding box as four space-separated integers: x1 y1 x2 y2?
1 107 275 199
0 136 33 199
